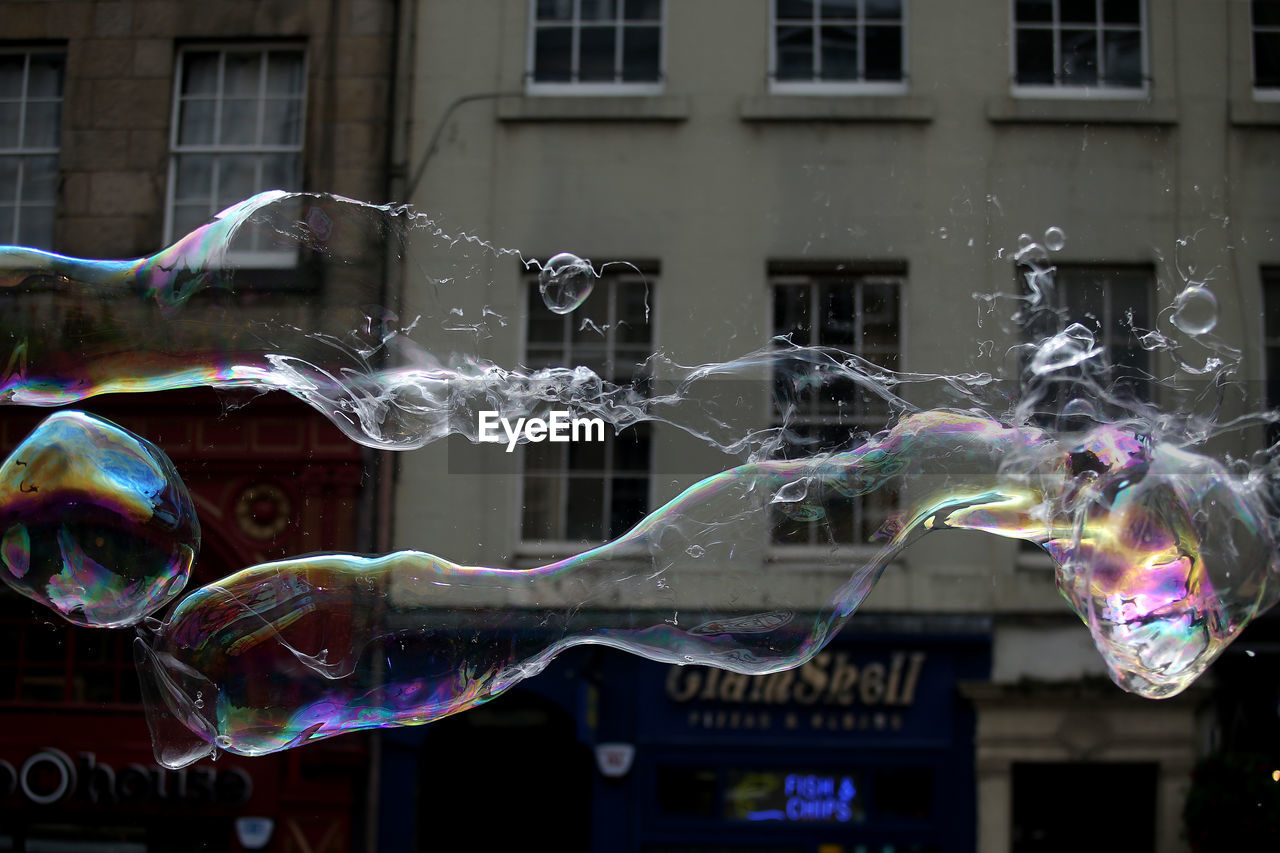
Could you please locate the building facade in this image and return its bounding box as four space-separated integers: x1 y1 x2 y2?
387 2 1280 852
0 1 397 851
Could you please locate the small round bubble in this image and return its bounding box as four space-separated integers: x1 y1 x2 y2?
1170 284 1218 336
1043 226 1067 252
538 253 596 314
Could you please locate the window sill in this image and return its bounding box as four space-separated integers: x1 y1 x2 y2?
986 95 1177 125
739 94 935 123
1229 97 1280 127
497 95 690 123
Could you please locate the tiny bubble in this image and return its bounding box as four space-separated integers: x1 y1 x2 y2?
1043 226 1066 252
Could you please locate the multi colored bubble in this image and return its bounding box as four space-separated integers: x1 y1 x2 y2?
0 410 198 627
0 192 1276 768
126 411 1277 765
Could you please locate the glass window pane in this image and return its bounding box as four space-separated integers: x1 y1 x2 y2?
1060 29 1099 85
22 154 57 201
777 0 814 20
0 157 17 201
534 27 573 81
1104 29 1143 87
17 203 53 248
528 282 567 343
624 0 661 22
1061 0 1098 24
775 283 811 343
261 152 300 190
219 98 260 146
223 52 263 96
1103 0 1141 25
1015 0 1054 23
613 426 650 472
1257 0 1280 27
22 101 61 148
26 55 64 98
579 26 618 81
175 153 214 202
1256 32 1280 87
819 0 860 19
865 24 903 80
819 283 856 346
565 478 604 540
1016 28 1055 84
178 98 216 146
777 25 816 80
820 25 859 80
0 103 20 149
172 203 211 238
616 282 652 342
521 477 559 540
0 204 14 244
537 0 574 21
263 97 303 145
216 154 259 208
864 0 902 20
622 25 661 82
181 52 219 95
609 477 648 538
0 55 25 99
525 439 563 472
581 0 618 20
266 53 305 95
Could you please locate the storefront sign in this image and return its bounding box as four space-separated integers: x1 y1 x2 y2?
0 748 252 808
665 650 926 707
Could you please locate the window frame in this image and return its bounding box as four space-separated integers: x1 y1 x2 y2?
1009 0 1150 99
767 265 905 552
0 47 65 249
164 43 308 265
1254 0 1280 100
768 0 910 96
525 0 666 97
518 266 656 549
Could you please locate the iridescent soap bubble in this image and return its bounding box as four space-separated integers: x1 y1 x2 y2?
1042 226 1067 252
134 412 1279 765
1170 284 1218 336
0 411 198 627
538 252 595 314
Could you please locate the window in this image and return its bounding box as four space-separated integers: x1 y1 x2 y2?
0 50 64 249
770 268 902 547
528 0 663 93
1255 1 1280 94
1012 0 1145 92
772 0 906 92
166 46 306 263
1264 269 1280 442
1021 264 1153 407
521 269 653 542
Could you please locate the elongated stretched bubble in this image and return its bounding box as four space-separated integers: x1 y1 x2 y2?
131 411 1277 766
1 193 1278 767
0 411 197 627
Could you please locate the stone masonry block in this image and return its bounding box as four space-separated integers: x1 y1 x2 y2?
89 170 158 217
77 39 137 79
132 39 173 78
90 78 170 130
93 1 135 38
127 129 169 172
64 130 130 171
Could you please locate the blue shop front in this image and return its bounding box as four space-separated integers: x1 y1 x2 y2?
378 624 990 853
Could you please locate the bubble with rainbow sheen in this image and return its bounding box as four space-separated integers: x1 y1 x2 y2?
0 411 198 627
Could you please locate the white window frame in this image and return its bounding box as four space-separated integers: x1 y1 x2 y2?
1010 0 1150 99
164 44 307 266
0 49 64 249
1262 268 1280 421
525 0 665 96
769 0 910 96
1254 0 1280 100
768 269 904 551
519 269 655 547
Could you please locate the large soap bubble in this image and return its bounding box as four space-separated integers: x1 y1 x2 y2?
0 410 198 627
130 411 1277 766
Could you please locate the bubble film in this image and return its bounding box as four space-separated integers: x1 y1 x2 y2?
0 411 197 627
126 409 1276 765
1 193 1277 766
